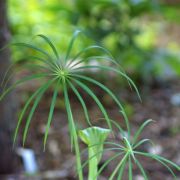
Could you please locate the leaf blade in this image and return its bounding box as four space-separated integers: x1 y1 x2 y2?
72 78 112 129
43 82 59 150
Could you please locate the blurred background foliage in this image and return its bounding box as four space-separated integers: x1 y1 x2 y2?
8 0 180 84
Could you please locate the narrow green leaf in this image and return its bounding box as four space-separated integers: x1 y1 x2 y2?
2 72 14 92
109 153 129 180
117 157 127 180
65 30 81 62
63 82 83 180
20 64 49 71
67 45 118 68
63 82 74 149
71 74 130 136
132 119 153 145
134 158 148 180
37 34 60 60
133 139 153 149
123 137 135 160
1 63 15 87
71 74 125 111
152 157 178 179
23 80 52 145
72 78 112 129
43 82 59 151
79 148 123 175
0 73 48 101
68 56 115 69
120 110 131 140
110 119 126 137
72 65 141 101
68 44 116 66
97 152 123 179
12 42 52 59
68 80 91 126
153 154 180 171
2 63 50 93
128 156 133 180
2 64 50 93
104 141 125 150
25 55 57 70
13 80 54 147
80 143 123 160
135 151 180 172
12 42 60 70
90 118 126 140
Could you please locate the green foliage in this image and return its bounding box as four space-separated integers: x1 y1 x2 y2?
83 120 179 179
0 31 137 146
1 31 139 179
1 30 179 179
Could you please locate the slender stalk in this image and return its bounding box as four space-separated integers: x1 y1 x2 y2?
72 118 83 180
88 147 98 180
72 119 83 180
109 153 129 180
63 82 83 180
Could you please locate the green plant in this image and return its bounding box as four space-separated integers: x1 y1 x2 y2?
79 126 110 180
80 118 179 179
1 31 179 179
95 119 179 179
1 30 139 180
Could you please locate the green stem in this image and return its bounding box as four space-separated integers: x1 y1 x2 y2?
63 83 83 180
109 153 129 180
71 119 83 180
88 147 98 180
